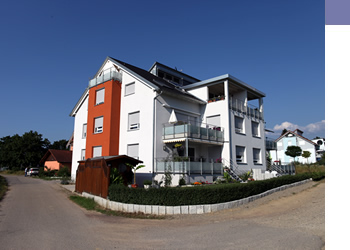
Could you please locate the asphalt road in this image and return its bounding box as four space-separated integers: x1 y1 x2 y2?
0 175 325 250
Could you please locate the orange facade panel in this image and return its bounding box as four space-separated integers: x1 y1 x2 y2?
85 79 121 159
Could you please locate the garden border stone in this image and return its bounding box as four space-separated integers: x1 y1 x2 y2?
81 178 312 216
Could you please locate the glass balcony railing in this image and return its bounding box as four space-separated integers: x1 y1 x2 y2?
230 98 263 120
162 123 224 143
88 68 122 88
155 159 223 175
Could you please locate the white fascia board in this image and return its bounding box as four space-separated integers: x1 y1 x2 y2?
183 74 266 97
69 88 89 117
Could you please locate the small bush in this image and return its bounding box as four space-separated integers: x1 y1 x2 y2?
57 166 70 177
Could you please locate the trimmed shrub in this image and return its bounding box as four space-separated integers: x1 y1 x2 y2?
108 172 324 206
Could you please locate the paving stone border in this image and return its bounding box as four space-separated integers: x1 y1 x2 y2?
82 178 312 215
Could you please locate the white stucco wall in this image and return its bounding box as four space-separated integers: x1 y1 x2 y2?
71 94 88 180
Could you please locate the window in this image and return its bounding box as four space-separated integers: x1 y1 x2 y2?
94 116 103 133
81 149 86 160
125 82 135 96
127 144 139 159
82 124 87 139
93 146 102 157
252 121 259 137
235 116 244 133
253 148 261 164
128 111 140 130
95 88 105 105
236 146 245 163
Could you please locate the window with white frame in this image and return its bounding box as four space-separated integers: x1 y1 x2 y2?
253 148 261 164
252 121 259 137
93 146 102 158
81 149 86 160
95 88 105 105
127 144 139 159
236 146 245 163
94 116 103 133
82 123 87 139
128 111 140 130
125 82 135 96
235 116 244 134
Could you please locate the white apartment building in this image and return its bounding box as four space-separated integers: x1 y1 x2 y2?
70 57 266 185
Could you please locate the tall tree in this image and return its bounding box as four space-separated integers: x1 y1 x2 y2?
50 139 69 150
0 131 50 170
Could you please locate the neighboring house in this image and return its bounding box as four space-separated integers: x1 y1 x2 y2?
40 149 73 171
69 56 266 185
270 129 318 164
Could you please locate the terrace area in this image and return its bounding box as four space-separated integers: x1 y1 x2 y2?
88 67 122 88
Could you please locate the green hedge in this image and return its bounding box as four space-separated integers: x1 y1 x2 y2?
108 172 324 206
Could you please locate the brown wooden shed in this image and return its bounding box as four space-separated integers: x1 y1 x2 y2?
75 155 143 198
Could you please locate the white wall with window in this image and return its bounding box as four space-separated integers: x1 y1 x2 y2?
71 93 88 181
236 146 245 163
128 111 140 130
125 82 135 96
253 148 261 164
93 146 102 157
94 116 103 133
95 88 105 105
127 144 139 159
252 121 259 137
235 116 244 134
82 124 87 139
81 149 86 160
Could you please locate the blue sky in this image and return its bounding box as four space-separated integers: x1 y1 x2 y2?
0 0 324 143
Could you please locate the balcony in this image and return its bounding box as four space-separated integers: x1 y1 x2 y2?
162 123 224 144
266 138 277 150
155 158 224 175
230 98 263 120
88 67 122 88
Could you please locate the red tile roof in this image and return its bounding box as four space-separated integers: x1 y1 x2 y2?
40 149 72 164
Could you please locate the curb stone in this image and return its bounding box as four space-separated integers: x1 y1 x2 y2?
80 178 312 215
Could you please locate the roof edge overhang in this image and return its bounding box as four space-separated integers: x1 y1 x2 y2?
183 74 266 98
69 88 89 117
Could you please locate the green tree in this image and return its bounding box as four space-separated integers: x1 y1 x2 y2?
50 139 69 150
0 131 50 170
285 146 302 163
301 151 311 163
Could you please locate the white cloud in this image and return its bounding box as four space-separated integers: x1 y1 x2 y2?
273 120 325 135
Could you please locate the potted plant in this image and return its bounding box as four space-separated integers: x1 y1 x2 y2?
143 179 152 189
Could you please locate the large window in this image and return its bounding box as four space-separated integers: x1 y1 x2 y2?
235 116 244 134
128 111 140 130
125 82 135 96
253 148 261 164
127 144 139 159
82 124 87 138
93 146 102 158
94 116 103 133
95 88 105 105
236 146 245 163
252 121 259 137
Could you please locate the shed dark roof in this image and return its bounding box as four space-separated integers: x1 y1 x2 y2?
40 149 72 164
